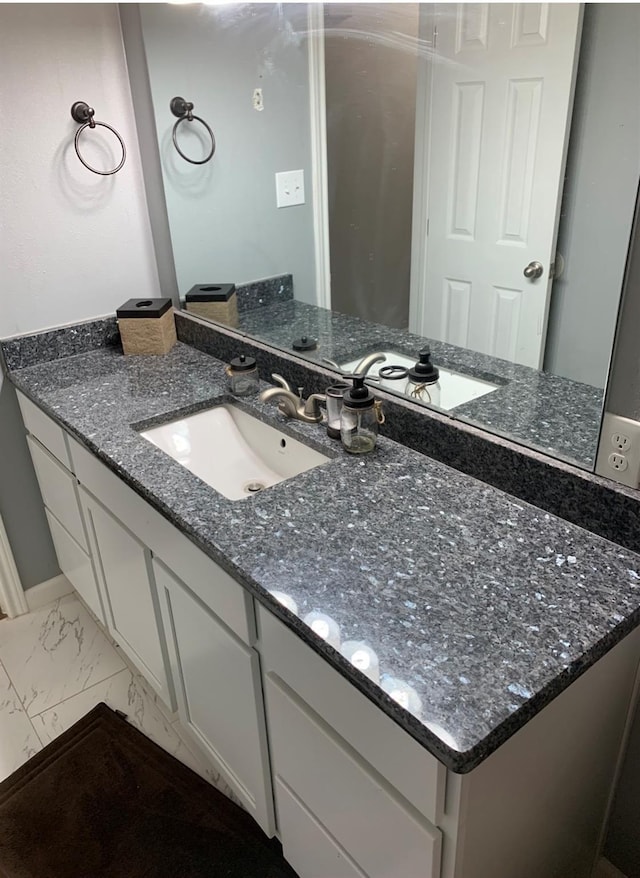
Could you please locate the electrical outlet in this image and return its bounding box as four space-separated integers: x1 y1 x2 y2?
611 432 631 452
275 170 305 208
596 413 640 488
608 453 628 472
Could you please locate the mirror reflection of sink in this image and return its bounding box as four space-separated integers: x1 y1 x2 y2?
339 352 500 411
140 404 330 501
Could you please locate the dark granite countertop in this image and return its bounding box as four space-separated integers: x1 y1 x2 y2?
6 341 640 773
233 300 603 469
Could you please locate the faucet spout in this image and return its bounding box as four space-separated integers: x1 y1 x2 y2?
353 352 387 377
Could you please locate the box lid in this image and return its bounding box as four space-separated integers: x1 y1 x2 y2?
116 298 173 319
185 284 236 303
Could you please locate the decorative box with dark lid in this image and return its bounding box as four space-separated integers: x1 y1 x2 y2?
116 298 177 356
184 283 238 328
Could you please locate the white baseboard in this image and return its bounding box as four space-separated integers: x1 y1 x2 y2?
593 857 628 878
0 515 28 618
25 574 73 612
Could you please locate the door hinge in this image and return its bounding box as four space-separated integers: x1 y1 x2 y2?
426 218 430 237
433 26 438 49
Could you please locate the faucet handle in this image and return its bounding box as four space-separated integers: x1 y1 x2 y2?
271 373 293 392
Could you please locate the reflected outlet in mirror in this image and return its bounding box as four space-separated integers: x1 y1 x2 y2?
339 352 500 411
140 405 330 501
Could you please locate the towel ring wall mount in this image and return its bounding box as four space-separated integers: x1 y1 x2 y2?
170 96 216 165
70 101 126 176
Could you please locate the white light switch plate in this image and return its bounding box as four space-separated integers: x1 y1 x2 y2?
275 170 305 208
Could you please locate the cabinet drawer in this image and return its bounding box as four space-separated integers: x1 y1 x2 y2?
17 391 71 469
275 779 367 878
45 509 104 623
70 435 254 644
28 435 88 551
266 676 442 878
258 606 445 826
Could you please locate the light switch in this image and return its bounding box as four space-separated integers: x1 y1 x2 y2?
275 170 305 208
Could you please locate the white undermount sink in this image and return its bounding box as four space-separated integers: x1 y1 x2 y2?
339 351 499 411
140 404 330 501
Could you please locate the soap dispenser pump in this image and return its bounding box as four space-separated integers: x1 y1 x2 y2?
340 375 384 454
406 347 441 406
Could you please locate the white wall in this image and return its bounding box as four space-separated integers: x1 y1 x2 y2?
0 3 159 589
0 3 159 337
544 4 640 389
138 3 317 304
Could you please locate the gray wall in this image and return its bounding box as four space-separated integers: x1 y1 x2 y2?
137 2 317 304
0 372 58 590
0 3 160 590
325 3 418 329
544 4 640 389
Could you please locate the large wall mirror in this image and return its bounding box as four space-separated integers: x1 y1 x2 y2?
125 2 640 471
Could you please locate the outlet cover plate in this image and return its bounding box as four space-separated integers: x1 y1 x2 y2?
595 413 640 488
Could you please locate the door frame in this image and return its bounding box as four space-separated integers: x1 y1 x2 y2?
408 5 436 336
0 514 28 618
307 3 331 311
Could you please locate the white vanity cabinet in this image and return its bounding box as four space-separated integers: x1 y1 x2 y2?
259 604 640 878
17 392 104 621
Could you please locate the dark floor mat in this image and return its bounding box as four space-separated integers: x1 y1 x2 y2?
0 702 299 878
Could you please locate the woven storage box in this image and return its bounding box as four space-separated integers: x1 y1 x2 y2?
116 298 177 356
185 283 238 328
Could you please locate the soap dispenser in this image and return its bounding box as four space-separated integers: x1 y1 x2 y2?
340 375 384 454
406 348 441 406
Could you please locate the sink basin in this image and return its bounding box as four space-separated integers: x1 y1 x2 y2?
140 404 330 501
339 351 499 411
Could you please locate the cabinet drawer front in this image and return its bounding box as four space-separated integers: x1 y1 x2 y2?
258 606 445 825
154 560 274 836
266 676 441 878
70 436 253 644
28 435 88 551
276 779 367 878
45 509 104 623
18 391 71 469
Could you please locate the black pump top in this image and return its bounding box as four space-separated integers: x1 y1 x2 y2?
229 354 256 372
408 347 439 384
343 374 375 409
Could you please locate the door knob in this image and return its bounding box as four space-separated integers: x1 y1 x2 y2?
523 261 544 279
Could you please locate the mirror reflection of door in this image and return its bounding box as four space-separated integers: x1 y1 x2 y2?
413 4 582 370
325 3 582 369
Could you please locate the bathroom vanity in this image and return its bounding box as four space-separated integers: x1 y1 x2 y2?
7 330 640 878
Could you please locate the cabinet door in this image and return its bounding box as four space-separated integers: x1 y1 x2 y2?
80 488 174 710
45 509 104 623
154 559 275 836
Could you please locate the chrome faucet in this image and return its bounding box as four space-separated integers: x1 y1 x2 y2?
259 374 325 424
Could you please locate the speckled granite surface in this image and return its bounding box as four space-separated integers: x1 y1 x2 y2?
234 300 604 469
6 340 640 774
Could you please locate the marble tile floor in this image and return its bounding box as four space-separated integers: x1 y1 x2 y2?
0 592 236 802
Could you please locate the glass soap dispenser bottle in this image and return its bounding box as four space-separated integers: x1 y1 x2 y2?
225 354 259 397
340 375 384 454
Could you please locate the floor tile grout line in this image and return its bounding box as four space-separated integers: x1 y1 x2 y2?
2 671 46 753
28 666 130 721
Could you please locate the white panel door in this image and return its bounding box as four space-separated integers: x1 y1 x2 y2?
413 3 582 368
153 559 275 836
